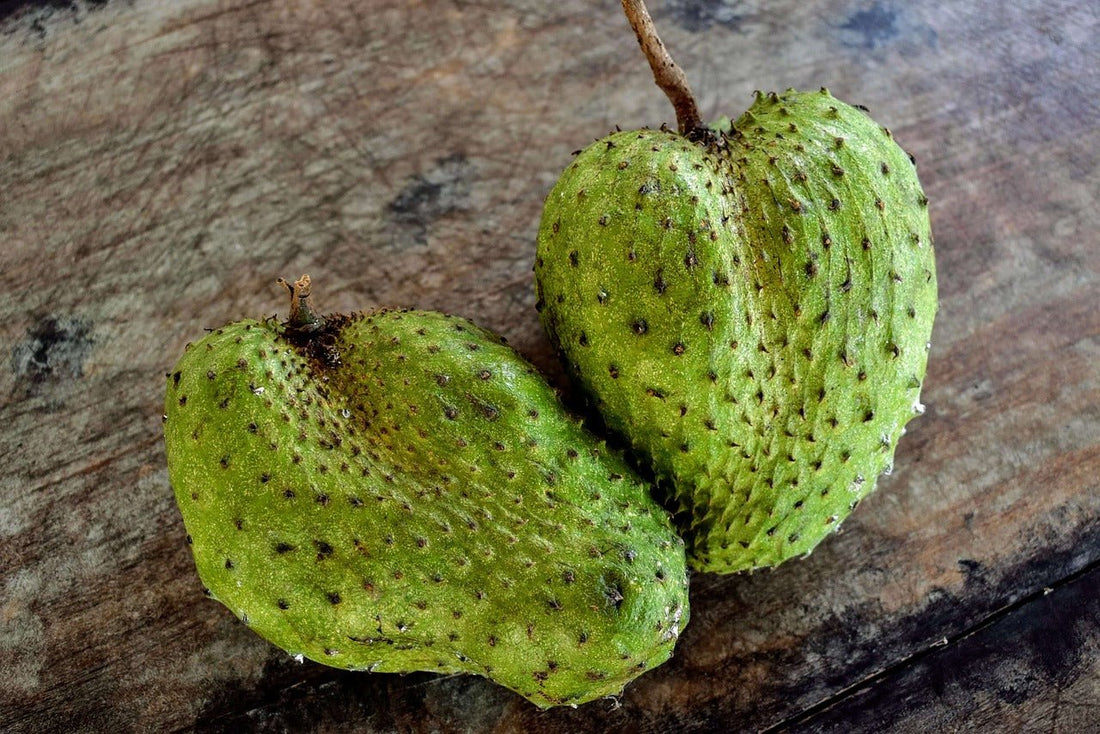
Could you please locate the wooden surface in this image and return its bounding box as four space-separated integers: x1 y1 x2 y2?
1 0 1097 731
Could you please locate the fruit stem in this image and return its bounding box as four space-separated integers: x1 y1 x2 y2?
278 274 324 332
620 0 703 136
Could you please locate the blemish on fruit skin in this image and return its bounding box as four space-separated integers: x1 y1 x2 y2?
653 270 668 294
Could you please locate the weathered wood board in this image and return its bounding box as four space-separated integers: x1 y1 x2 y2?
1 0 1097 731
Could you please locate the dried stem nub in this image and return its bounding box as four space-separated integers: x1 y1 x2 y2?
620 0 703 136
278 274 324 333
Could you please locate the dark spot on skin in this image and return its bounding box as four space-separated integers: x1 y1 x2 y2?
314 540 334 560
654 270 667 294
605 583 625 610
275 542 295 554
632 319 648 336
327 592 341 605
277 599 289 610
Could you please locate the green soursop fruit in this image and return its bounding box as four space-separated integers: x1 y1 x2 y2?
164 276 688 708
535 89 937 574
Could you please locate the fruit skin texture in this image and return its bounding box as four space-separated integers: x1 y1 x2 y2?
535 88 937 574
164 308 688 708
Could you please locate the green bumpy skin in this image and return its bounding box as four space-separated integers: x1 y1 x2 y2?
535 89 937 574
164 309 688 708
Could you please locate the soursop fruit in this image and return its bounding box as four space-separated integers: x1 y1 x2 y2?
164 276 689 708
535 89 937 574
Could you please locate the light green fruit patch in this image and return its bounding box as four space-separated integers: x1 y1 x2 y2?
535 89 937 574
165 309 688 708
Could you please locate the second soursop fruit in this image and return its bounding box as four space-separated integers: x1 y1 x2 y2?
165 277 689 708
535 89 937 574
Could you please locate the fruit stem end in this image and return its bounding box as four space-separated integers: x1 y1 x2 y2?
278 274 324 332
620 0 703 136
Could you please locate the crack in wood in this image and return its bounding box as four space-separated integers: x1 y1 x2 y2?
760 557 1100 733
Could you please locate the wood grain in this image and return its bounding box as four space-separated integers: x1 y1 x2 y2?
1 0 1097 731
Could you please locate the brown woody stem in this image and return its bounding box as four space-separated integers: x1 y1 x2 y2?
278 274 323 332
620 0 702 135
